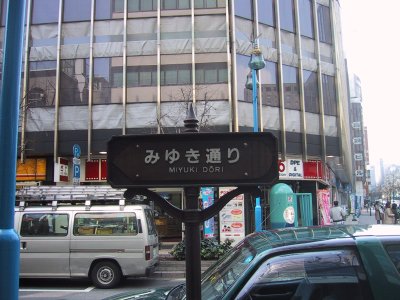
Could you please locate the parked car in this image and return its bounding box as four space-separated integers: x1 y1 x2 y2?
106 225 400 299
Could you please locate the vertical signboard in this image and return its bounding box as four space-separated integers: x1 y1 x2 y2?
73 144 81 185
54 157 69 182
317 189 331 225
201 187 215 238
219 187 245 246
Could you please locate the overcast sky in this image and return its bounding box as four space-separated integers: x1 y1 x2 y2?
340 0 400 168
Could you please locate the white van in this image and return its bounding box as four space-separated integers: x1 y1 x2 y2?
15 186 159 288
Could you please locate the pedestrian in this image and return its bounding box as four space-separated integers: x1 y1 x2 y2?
383 201 395 224
391 203 399 224
330 200 346 225
374 201 382 224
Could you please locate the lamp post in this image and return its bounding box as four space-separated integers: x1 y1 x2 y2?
246 40 265 232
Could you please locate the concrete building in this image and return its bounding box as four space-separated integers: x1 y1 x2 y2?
1 0 353 237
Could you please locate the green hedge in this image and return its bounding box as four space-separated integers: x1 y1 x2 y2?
169 238 233 260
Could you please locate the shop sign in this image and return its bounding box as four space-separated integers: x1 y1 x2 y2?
219 187 245 246
54 157 69 182
279 159 303 179
107 132 278 188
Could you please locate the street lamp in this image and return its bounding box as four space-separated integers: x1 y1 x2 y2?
246 40 265 232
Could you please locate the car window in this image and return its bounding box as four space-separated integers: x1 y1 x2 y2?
20 213 69 237
144 208 157 235
385 244 400 274
236 249 372 300
73 212 138 236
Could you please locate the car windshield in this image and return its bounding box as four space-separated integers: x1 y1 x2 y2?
166 241 257 300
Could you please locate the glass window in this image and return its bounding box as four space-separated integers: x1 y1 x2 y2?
322 74 336 116
299 0 314 38
164 69 178 85
258 0 274 27
235 0 252 20
236 54 250 101
126 0 157 12
279 0 295 32
283 64 300 110
93 57 112 104
260 60 279 106
95 0 112 20
31 0 60 24
162 0 177 10
73 212 138 236
303 70 319 113
60 59 89 106
140 70 152 86
63 0 91 22
144 209 157 235
28 60 57 107
112 69 123 87
178 69 191 84
20 213 69 236
236 250 373 300
317 4 332 44
127 71 139 87
385 244 400 273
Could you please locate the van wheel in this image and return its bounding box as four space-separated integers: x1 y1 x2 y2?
91 261 122 289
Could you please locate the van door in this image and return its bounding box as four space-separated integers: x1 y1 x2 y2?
19 212 70 277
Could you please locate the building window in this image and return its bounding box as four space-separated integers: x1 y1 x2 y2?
279 0 295 33
95 0 113 20
93 58 113 104
28 60 57 107
162 0 190 10
195 0 221 8
303 70 319 113
235 0 253 20
260 61 279 107
258 0 274 27
283 64 300 110
60 59 89 106
317 4 332 44
31 0 60 24
322 74 337 116
299 0 314 38
63 0 91 22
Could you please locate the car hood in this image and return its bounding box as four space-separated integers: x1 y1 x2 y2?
103 286 175 300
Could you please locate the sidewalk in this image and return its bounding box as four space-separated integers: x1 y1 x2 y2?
344 208 377 225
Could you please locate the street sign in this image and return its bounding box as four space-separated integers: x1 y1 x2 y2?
73 144 81 158
107 132 278 188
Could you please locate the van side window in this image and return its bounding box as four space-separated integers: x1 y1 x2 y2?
74 212 138 236
20 213 69 236
144 209 157 235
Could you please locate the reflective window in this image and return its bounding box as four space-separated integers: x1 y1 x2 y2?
95 0 113 20
31 0 60 24
283 64 300 110
236 250 372 300
322 74 336 116
236 54 250 102
318 4 332 44
303 70 319 113
299 0 314 38
28 60 57 107
235 0 252 20
260 61 279 107
60 59 89 106
74 212 138 236
63 0 91 22
385 244 400 273
195 0 221 8
20 213 69 236
162 0 190 10
258 0 274 26
93 58 112 104
280 0 295 32
196 63 227 84
0 0 7 26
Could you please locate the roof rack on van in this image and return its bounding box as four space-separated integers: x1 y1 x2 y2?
15 185 146 211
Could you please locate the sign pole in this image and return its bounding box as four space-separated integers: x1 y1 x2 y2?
0 1 26 299
184 186 201 300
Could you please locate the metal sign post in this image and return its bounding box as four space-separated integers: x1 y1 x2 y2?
107 105 278 299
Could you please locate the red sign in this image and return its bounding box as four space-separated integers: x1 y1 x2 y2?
86 160 100 180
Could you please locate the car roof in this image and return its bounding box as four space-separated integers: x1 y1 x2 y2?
240 225 400 254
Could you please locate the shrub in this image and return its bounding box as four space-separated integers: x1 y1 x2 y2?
169 238 233 260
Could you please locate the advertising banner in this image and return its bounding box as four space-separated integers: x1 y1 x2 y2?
201 187 215 238
317 189 331 225
219 187 245 246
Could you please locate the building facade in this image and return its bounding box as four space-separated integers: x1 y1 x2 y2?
1 0 353 237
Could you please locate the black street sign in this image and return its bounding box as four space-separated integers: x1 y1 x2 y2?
107 132 278 188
